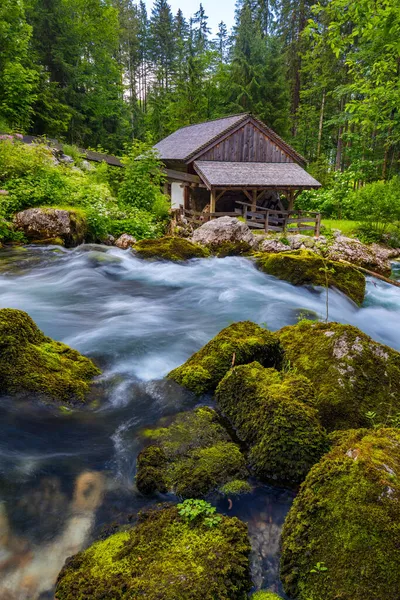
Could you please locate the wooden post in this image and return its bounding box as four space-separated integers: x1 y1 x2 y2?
210 189 216 216
252 190 257 212
264 210 270 233
288 190 295 212
315 213 321 238
243 204 248 224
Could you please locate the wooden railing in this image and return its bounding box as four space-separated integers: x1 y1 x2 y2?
235 201 321 236
179 202 321 237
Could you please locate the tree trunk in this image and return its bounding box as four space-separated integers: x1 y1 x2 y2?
317 89 326 158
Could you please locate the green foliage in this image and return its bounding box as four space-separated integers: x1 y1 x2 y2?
55 504 252 600
168 321 284 395
277 320 400 431
345 177 400 235
0 138 169 244
257 250 366 306
177 499 222 528
0 308 100 404
136 406 248 498
119 141 168 213
216 362 329 484
251 593 283 600
281 428 400 600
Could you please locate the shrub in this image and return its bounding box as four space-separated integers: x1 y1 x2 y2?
345 176 400 236
119 140 169 214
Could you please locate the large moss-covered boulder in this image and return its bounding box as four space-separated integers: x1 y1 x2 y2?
278 320 400 431
13 207 87 247
55 503 252 600
257 250 366 305
280 428 400 600
136 406 249 498
215 362 329 484
168 322 284 395
0 308 100 404
134 236 209 261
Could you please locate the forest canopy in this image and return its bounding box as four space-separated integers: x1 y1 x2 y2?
1 0 399 180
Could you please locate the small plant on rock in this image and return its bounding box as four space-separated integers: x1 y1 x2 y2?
177 499 222 528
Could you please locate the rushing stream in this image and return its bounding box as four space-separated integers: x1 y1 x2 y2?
0 244 400 600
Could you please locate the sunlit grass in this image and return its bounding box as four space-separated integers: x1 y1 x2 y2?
321 219 360 236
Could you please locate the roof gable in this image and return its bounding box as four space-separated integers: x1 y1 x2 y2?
153 114 248 161
192 116 306 166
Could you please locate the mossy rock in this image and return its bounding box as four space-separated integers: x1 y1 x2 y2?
277 320 400 431
0 308 100 404
168 322 284 395
134 236 209 261
257 250 366 305
251 593 283 600
209 240 253 257
136 406 249 498
280 428 400 600
55 503 252 600
215 362 329 484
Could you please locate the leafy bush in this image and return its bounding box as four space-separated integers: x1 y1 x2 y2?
119 140 169 214
0 138 54 182
345 177 400 235
0 138 170 244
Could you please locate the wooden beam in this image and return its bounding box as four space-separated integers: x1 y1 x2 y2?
210 189 216 213
216 189 227 202
164 168 200 184
242 189 253 203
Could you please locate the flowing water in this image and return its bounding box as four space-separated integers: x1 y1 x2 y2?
0 244 399 600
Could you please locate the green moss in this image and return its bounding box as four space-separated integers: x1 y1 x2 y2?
277 320 400 431
209 240 253 257
0 308 100 404
251 593 283 600
168 321 284 395
219 479 252 495
280 428 400 600
215 362 329 484
55 504 252 600
257 250 366 305
134 236 209 261
136 407 249 498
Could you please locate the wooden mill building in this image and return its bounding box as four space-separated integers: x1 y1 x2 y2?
154 113 321 216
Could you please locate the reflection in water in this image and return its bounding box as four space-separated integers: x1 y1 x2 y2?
0 245 399 599
0 472 104 599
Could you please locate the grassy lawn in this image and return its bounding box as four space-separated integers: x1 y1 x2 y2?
321 219 360 236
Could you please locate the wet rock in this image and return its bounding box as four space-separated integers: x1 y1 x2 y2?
13 208 87 247
216 362 329 484
168 321 284 395
0 308 100 404
114 233 136 249
277 320 400 430
191 216 257 252
257 249 366 305
101 234 115 246
281 428 400 600
259 239 291 253
136 406 249 498
55 503 252 600
327 235 400 275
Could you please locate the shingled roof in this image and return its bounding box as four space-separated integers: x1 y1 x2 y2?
194 161 321 189
154 114 248 161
